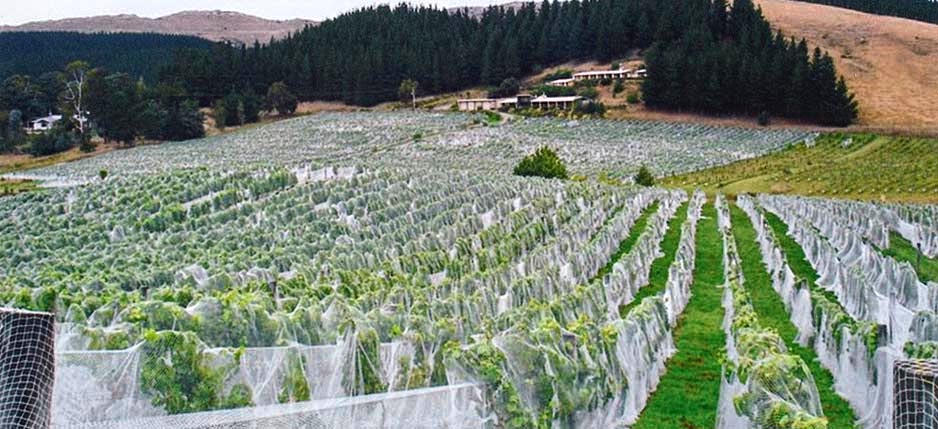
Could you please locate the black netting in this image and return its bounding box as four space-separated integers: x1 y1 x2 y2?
0 308 55 429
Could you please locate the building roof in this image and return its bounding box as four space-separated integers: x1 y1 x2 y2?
458 98 498 103
532 95 584 102
574 69 630 77
549 78 575 84
31 115 62 123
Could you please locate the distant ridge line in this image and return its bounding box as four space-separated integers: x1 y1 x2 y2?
0 10 319 45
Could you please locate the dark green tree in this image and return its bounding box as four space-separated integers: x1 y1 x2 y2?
488 78 521 99
2 110 25 152
241 89 261 124
221 91 243 127
266 82 297 116
163 100 204 141
86 71 146 145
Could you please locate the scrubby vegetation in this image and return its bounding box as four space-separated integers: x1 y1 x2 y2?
513 146 569 179
634 165 656 186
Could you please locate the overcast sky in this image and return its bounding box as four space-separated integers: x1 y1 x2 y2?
2 1 512 25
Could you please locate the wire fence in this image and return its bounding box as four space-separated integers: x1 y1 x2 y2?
895 360 938 429
6 305 938 428
0 308 56 429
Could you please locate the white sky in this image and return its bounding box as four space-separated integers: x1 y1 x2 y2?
1 1 513 26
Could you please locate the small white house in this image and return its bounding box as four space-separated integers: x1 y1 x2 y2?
529 95 584 110
457 94 584 112
573 69 630 81
548 78 576 87
627 68 647 79
29 115 62 132
457 98 502 111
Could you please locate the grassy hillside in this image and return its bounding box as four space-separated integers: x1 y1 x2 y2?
663 133 938 203
757 0 938 133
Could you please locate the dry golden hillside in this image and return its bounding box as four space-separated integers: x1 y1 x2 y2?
756 0 938 133
0 11 317 45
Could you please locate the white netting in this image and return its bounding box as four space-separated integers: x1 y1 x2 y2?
16 111 932 427
714 195 827 429
894 360 938 429
759 194 934 348
0 308 56 429
64 382 488 429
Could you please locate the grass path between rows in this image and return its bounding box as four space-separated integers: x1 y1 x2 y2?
618 202 690 317
632 203 725 429
729 204 857 429
763 210 852 316
882 232 938 284
591 202 660 282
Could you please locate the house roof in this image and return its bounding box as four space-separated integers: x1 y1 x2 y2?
574 69 630 77
31 115 62 123
549 78 575 84
532 95 584 102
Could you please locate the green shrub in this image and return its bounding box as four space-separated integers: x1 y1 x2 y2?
626 92 641 104
542 69 573 83
575 101 606 117
27 128 79 157
212 100 227 131
529 85 577 97
140 330 252 414
489 78 521 99
513 147 568 180
613 80 625 95
634 165 656 186
577 87 599 100
484 111 502 125
79 134 96 153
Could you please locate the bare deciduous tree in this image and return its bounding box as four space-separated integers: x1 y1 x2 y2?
63 61 90 135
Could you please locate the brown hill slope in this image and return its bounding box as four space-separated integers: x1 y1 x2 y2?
756 0 938 132
0 10 317 45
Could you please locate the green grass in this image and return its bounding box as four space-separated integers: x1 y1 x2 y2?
619 202 690 317
0 179 38 197
882 232 938 284
663 133 938 204
763 210 849 314
633 203 726 429
730 204 858 429
592 202 660 282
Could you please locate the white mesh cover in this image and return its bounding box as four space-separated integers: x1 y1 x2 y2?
60 383 489 429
